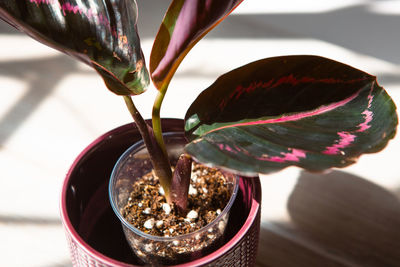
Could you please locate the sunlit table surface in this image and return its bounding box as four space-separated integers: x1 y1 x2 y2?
1 1 400 266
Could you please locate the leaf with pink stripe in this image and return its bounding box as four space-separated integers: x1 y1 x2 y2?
0 0 148 95
184 55 398 176
150 0 244 91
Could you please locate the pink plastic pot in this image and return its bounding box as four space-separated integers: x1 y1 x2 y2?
60 119 261 266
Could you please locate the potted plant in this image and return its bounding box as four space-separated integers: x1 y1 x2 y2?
0 0 398 266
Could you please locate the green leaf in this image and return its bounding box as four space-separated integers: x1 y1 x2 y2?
150 0 243 91
184 55 398 176
0 0 149 95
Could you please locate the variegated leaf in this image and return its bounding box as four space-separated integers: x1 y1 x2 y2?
0 0 149 95
150 0 243 91
184 55 398 176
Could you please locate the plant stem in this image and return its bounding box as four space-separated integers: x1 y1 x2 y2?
152 88 168 158
152 85 193 213
123 95 152 147
123 95 173 202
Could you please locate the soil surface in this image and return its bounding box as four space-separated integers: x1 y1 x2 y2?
122 162 232 237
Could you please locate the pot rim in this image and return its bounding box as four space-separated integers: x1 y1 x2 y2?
60 120 261 267
60 123 136 267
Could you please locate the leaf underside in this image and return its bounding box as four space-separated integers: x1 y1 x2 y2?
0 0 149 95
150 0 243 91
184 55 398 176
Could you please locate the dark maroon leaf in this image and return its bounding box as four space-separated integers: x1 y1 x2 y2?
184 55 398 176
150 0 244 91
171 154 192 214
0 0 149 95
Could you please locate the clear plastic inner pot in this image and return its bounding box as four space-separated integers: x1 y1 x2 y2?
109 132 239 265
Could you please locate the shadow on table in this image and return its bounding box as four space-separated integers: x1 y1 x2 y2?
256 170 400 267
136 1 400 67
0 55 92 145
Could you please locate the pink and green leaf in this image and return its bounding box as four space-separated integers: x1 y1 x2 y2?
0 0 149 95
150 0 244 91
184 55 398 176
